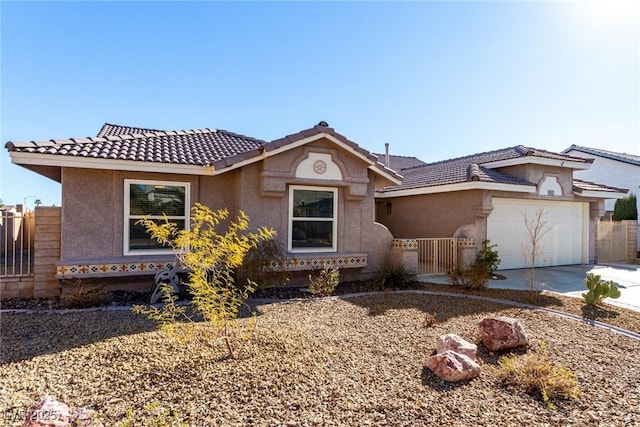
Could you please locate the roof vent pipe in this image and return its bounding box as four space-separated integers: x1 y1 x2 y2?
385 143 390 168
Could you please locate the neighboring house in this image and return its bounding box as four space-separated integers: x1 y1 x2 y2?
6 122 401 285
563 145 640 249
374 146 628 269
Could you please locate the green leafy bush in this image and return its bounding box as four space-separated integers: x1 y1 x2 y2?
498 342 581 409
476 240 501 274
308 265 340 297
612 193 637 221
134 203 275 360
582 273 621 306
376 262 417 289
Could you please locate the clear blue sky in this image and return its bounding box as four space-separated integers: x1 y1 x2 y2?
1 1 638 208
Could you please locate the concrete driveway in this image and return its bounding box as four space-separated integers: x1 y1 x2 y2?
424 264 640 312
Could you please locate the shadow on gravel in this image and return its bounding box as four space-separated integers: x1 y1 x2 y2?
0 311 157 364
342 288 566 324
420 366 477 390
581 304 620 322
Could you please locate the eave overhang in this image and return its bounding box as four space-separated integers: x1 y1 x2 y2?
481 157 591 170
375 181 537 198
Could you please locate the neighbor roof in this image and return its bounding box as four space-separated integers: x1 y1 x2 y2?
6 122 401 184
573 179 628 195
373 154 427 172
563 144 640 167
377 145 591 195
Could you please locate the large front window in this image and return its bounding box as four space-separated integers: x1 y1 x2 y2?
289 186 337 252
124 180 190 255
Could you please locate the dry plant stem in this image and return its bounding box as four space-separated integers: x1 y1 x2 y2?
522 208 553 301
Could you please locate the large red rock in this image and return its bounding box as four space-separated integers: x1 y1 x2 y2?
425 350 481 382
477 316 528 351
22 397 100 427
436 333 477 360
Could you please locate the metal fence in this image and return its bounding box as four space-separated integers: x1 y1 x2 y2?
1 210 35 277
416 238 457 275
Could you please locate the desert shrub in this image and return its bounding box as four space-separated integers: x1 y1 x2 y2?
476 240 500 275
308 265 340 297
134 203 275 360
424 312 437 328
236 237 290 289
448 262 491 290
61 279 111 308
498 342 581 409
582 273 621 306
612 193 637 221
376 262 417 289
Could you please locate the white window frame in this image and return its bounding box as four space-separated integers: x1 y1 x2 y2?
288 185 338 253
124 179 190 256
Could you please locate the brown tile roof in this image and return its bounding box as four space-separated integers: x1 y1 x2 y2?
573 179 628 194
6 122 401 181
377 145 592 193
6 127 268 167
373 154 427 171
564 144 640 167
97 123 163 137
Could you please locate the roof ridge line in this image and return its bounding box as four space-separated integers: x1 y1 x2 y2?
417 145 526 168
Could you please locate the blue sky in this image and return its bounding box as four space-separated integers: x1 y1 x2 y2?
1 1 638 208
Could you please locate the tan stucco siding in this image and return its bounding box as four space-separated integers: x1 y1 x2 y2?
61 168 120 260
376 191 485 238
59 139 392 279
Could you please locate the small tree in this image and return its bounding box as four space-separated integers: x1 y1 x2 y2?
522 208 553 300
135 203 275 360
612 193 637 221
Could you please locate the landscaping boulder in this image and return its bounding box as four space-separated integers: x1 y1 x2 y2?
477 316 528 351
436 333 477 360
425 350 481 382
22 396 100 427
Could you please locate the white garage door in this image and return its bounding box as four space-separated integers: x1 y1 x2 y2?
487 198 588 270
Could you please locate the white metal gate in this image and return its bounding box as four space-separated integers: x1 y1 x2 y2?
597 221 627 263
417 238 457 275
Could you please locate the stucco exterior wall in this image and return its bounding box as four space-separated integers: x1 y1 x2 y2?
376 190 486 239
58 138 393 282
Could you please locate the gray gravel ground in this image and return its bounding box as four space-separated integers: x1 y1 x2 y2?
1 293 639 426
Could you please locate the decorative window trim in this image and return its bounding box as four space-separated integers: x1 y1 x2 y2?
538 175 563 197
124 179 190 256
288 185 338 253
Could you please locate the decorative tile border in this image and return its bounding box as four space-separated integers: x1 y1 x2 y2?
391 239 418 250
57 254 369 278
56 261 174 278
269 255 367 271
457 238 477 248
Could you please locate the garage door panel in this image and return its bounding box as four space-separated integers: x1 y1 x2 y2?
487 199 587 270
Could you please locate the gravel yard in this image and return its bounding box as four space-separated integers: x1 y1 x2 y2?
1 292 640 426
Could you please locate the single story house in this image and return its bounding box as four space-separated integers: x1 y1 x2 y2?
563 145 639 250
374 146 628 269
6 122 401 286
6 122 630 292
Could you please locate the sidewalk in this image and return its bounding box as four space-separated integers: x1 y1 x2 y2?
420 264 640 313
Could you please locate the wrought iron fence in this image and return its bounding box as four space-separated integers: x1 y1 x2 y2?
1 210 35 277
